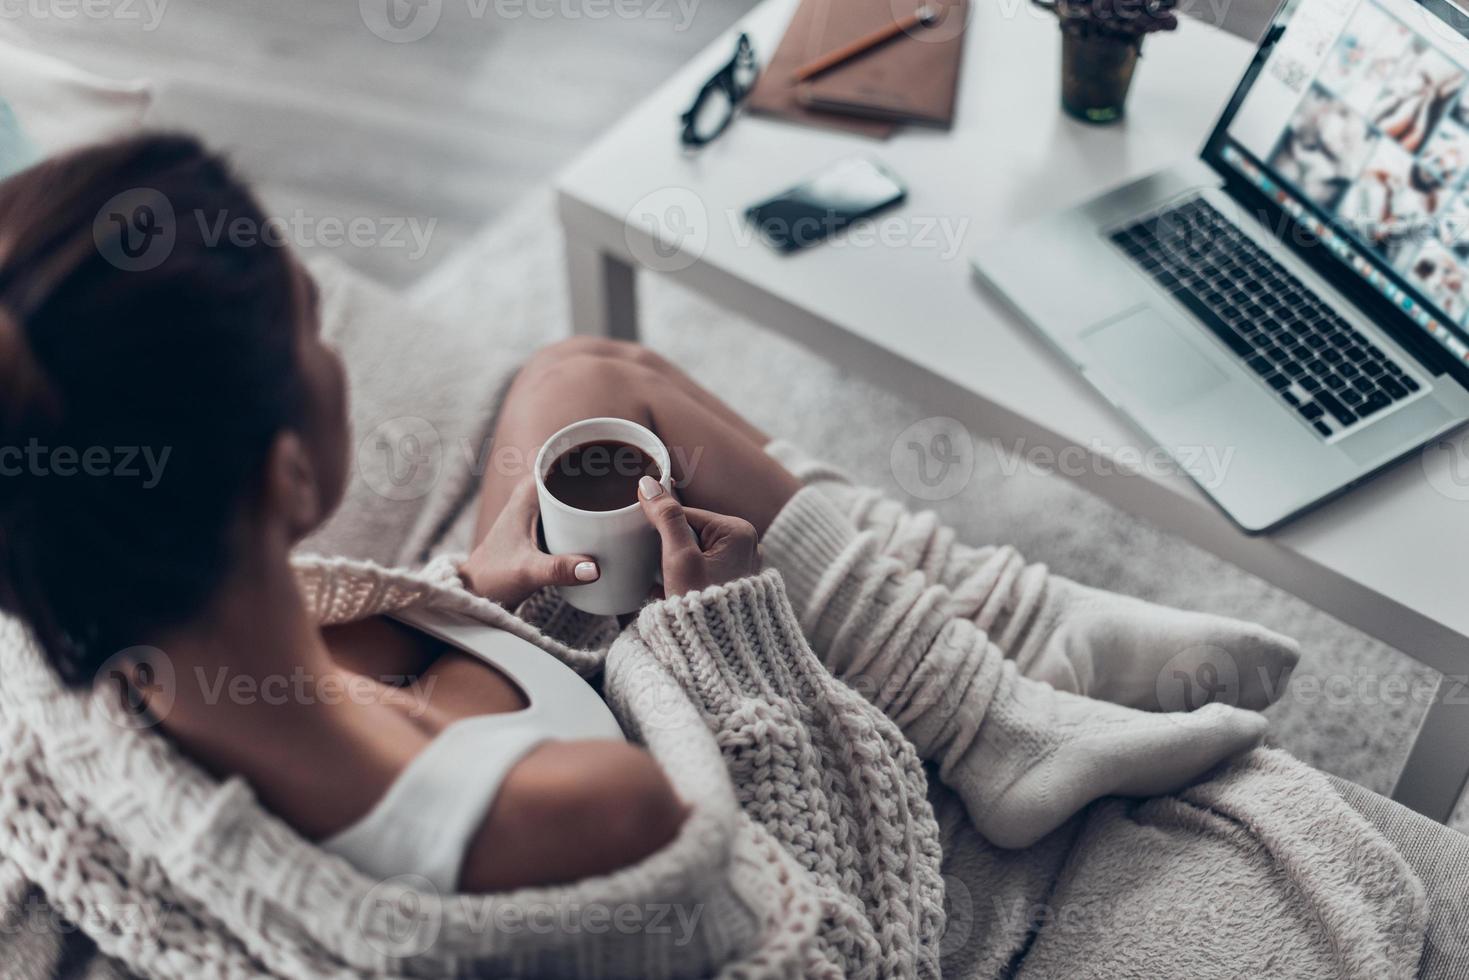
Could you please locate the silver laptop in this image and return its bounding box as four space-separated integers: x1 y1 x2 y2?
972 0 1469 532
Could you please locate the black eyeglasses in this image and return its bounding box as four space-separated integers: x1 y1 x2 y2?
680 33 758 149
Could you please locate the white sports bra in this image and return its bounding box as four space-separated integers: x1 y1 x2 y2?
322 606 624 891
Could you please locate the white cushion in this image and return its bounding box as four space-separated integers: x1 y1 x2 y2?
298 255 527 567
0 25 150 153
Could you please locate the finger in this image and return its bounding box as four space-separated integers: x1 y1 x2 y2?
684 505 740 537
506 475 543 531
530 551 600 589
682 507 757 547
683 506 756 535
638 476 698 556
638 477 696 545
680 506 728 533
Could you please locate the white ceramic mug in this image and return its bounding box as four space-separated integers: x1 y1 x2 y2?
534 417 673 615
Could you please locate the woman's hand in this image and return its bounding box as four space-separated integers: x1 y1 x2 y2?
637 476 759 597
458 477 599 608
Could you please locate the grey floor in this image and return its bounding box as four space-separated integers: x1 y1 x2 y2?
14 0 756 287
12 0 1278 288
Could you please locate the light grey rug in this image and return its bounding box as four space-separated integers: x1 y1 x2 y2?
408 190 1466 833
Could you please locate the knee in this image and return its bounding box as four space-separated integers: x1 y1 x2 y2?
527 337 613 370
512 351 660 401
526 337 671 376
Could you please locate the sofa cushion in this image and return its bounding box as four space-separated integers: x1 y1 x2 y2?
298 256 527 566
0 26 151 154
1331 776 1469 980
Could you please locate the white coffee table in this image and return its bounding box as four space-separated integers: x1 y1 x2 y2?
555 0 1469 822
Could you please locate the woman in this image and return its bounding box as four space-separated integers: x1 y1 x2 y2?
0 134 1296 900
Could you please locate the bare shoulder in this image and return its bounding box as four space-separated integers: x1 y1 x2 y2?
458 740 687 893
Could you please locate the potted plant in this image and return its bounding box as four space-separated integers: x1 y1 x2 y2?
1033 0 1179 123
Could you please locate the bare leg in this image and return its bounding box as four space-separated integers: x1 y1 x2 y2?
474 342 800 544
522 337 771 446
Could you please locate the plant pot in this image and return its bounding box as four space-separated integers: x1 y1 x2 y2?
1060 29 1140 124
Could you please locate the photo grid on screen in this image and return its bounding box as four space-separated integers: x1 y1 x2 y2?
1267 1 1469 324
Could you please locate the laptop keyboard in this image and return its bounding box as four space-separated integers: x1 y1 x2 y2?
1109 198 1420 440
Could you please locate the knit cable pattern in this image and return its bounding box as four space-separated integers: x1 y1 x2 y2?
637 571 946 980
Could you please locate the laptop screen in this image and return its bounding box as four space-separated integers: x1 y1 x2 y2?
1210 0 1469 366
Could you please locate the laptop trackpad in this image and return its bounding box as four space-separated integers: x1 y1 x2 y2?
1082 306 1227 412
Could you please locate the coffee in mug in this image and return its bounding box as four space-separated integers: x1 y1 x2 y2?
542 440 661 512
534 418 673 615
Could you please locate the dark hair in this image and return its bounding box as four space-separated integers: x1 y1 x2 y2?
0 133 307 685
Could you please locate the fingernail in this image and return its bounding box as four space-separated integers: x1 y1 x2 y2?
574 561 599 582
639 476 663 499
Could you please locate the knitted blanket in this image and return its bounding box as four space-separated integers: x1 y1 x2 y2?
0 556 943 979
0 489 1427 978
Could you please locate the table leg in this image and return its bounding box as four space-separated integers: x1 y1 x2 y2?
565 237 639 340
1392 680 1469 824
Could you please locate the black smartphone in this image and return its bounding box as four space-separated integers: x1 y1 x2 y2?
745 157 907 253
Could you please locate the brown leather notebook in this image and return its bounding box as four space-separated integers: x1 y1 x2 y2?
799 0 968 128
747 0 898 138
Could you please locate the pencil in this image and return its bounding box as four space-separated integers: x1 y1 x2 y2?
792 5 939 83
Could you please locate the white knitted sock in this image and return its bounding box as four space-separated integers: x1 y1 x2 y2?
963 660 1268 848
762 486 1269 851
1015 576 1300 712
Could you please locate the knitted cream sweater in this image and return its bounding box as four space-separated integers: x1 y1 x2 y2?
0 539 949 978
